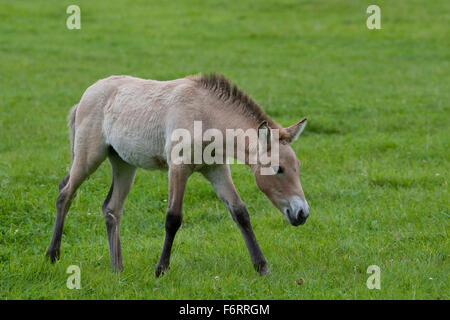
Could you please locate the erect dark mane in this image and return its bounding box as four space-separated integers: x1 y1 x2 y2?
190 73 280 129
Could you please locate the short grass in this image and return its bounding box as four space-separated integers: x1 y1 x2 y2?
0 0 448 299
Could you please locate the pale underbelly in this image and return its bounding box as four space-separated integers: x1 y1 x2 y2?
108 135 168 171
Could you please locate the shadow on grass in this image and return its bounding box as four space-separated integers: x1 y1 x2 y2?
368 176 439 189
304 120 346 136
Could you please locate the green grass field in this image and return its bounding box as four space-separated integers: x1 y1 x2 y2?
0 0 448 299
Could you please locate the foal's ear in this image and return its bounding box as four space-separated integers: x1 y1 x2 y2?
284 118 307 142
258 121 271 148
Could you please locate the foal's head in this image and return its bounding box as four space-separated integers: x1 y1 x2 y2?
252 118 309 226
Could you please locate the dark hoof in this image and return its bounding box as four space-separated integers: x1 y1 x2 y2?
155 264 170 277
111 264 124 274
255 263 270 276
259 266 271 276
45 248 60 263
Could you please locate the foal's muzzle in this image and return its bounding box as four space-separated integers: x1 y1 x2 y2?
284 197 310 226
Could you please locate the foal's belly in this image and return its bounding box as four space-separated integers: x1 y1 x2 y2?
117 148 168 171
104 122 168 170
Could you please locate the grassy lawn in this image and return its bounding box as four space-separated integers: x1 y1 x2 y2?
0 0 448 299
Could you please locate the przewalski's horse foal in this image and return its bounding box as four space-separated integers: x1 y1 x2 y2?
46 74 309 276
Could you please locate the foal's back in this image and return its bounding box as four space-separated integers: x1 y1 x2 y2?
77 75 204 170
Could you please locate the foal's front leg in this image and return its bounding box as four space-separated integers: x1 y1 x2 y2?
155 165 192 277
202 165 269 275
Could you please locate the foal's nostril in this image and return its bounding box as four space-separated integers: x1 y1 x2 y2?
297 209 309 220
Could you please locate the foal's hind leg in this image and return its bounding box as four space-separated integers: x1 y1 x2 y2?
102 150 136 272
59 175 70 192
46 150 106 262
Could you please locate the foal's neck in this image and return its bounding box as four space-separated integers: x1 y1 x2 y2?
213 113 267 167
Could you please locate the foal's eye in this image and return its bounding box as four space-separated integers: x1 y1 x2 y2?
274 166 284 175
